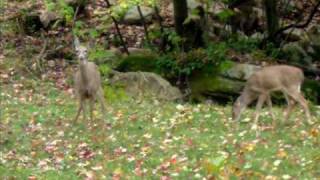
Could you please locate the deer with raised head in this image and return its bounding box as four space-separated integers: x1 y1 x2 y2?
232 65 312 127
73 36 107 121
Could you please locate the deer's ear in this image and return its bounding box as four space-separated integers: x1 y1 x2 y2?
73 36 81 50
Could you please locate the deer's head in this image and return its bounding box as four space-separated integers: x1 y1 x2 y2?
75 45 88 62
74 36 88 63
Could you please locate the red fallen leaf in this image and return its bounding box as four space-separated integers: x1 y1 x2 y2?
6 150 16 160
31 139 42 149
28 176 37 180
84 171 96 180
112 174 121 180
80 149 95 159
170 157 177 165
186 138 193 146
129 114 138 121
113 147 127 157
44 143 57 154
170 154 178 165
160 161 171 171
134 160 143 176
160 176 171 180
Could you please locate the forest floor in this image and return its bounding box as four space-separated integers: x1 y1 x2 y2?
1 58 320 179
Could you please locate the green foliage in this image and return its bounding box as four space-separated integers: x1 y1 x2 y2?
88 47 114 63
72 20 85 38
216 9 234 22
44 0 74 25
303 79 320 104
265 42 281 59
156 42 232 78
103 85 129 102
203 156 226 175
99 64 111 76
110 0 158 19
226 36 260 53
117 54 158 72
149 28 182 51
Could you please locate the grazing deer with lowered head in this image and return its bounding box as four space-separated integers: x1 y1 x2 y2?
73 36 107 122
232 65 312 127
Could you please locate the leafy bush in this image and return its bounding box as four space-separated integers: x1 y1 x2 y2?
89 47 115 63
103 85 129 103
117 54 158 72
156 42 232 78
44 0 74 25
226 36 260 53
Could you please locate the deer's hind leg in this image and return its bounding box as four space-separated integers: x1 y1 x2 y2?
283 93 296 123
89 97 95 121
97 87 107 117
285 87 312 124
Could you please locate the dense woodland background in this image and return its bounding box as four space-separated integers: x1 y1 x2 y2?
0 0 320 179
1 0 320 103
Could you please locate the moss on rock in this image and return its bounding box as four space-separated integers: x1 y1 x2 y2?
189 70 244 102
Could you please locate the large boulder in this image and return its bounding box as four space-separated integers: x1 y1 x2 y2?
168 0 204 15
190 73 245 102
187 0 202 9
122 6 155 24
189 63 258 101
109 71 182 101
39 10 62 28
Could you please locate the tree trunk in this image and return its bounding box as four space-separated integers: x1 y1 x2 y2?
173 0 188 37
264 0 279 43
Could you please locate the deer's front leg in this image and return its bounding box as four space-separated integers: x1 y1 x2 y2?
253 94 267 126
89 98 94 121
74 98 84 122
265 94 276 126
97 88 107 118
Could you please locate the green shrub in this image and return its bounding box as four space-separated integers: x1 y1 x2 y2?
156 42 232 78
117 54 158 72
103 85 129 103
226 36 260 53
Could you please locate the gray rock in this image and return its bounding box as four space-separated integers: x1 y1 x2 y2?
189 63 262 101
283 28 307 41
39 10 61 28
127 48 152 55
168 0 202 13
250 32 265 40
109 71 182 101
123 6 155 24
187 0 202 9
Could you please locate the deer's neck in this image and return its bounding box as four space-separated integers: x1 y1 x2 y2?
79 62 89 84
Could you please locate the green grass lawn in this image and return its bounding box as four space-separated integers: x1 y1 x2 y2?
1 78 320 179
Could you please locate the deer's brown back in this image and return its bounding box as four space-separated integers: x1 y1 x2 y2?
246 65 304 93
